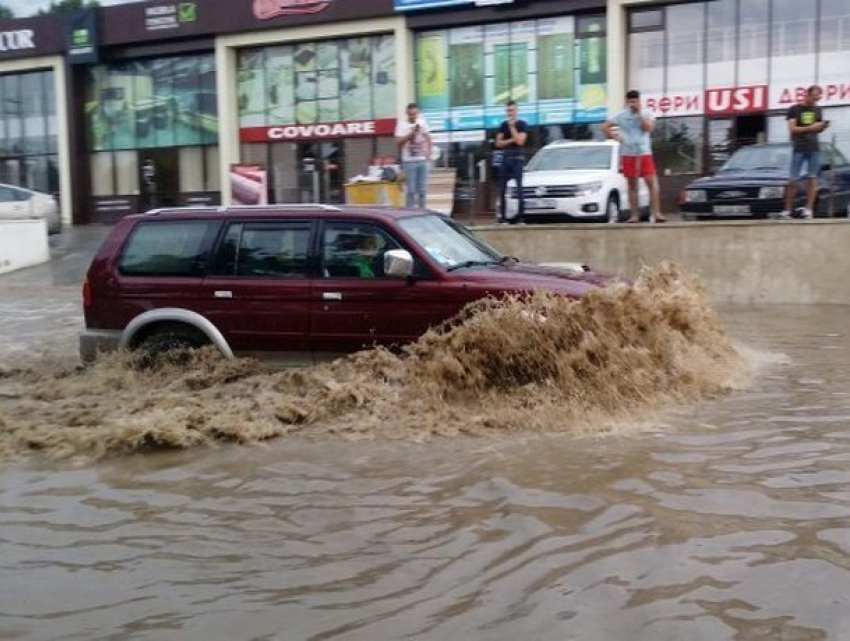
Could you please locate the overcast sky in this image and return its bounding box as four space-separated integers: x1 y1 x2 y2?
4 0 137 18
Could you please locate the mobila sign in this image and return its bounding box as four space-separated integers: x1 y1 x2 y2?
241 119 396 142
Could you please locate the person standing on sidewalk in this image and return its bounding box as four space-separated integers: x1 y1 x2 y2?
602 90 665 223
779 85 829 220
496 100 529 224
395 103 432 209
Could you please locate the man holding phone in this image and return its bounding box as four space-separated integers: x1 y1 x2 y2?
602 89 664 223
496 100 529 224
780 85 829 220
395 102 432 209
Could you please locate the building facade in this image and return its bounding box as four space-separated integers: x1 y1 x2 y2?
2 0 849 225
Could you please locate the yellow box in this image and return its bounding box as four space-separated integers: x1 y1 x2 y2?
344 181 404 207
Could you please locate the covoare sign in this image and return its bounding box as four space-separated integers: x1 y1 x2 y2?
0 30 35 51
241 119 396 142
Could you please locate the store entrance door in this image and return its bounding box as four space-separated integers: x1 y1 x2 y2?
297 142 342 204
138 148 179 210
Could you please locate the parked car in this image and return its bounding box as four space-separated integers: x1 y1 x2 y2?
80 205 616 365
504 140 649 223
0 183 61 234
680 142 850 220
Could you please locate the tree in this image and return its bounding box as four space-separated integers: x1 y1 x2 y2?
38 0 100 15
0 3 14 19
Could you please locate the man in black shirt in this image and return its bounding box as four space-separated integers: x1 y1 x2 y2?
495 100 529 224
781 85 829 219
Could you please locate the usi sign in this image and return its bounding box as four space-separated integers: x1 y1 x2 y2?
705 85 768 115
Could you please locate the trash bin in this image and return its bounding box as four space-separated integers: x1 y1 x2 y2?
344 181 404 206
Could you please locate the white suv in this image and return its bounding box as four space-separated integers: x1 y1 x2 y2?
504 140 648 223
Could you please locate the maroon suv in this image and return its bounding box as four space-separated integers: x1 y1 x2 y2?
80 205 612 364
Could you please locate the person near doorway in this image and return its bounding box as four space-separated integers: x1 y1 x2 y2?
779 85 829 220
395 103 432 209
495 100 529 224
142 157 157 208
602 90 665 223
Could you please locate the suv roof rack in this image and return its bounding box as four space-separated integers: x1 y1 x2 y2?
222 203 343 212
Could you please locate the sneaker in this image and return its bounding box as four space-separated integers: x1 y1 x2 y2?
801 208 813 219
775 210 792 220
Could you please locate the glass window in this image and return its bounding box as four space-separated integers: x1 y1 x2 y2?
180 146 204 192
119 221 217 277
321 222 401 279
204 146 220 192
821 0 850 52
738 0 769 83
652 117 703 175
115 151 138 195
630 9 663 31
90 152 114 196
214 222 311 278
771 0 816 56
705 0 736 86
2 75 22 156
666 3 704 94
628 31 664 94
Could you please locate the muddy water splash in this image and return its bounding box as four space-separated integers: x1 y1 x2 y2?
0 264 749 462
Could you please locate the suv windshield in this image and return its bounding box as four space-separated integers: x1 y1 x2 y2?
526 146 612 171
398 214 502 269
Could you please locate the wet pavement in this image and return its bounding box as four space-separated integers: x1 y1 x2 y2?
1 226 850 640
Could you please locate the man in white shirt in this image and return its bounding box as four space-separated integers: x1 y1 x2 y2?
395 102 432 209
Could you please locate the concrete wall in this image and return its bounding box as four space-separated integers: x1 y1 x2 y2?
0 221 49 275
476 220 850 305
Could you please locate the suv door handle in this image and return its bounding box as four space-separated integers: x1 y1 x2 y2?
322 292 342 301
214 290 233 299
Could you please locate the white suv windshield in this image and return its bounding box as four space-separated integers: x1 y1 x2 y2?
526 146 612 171
398 214 502 269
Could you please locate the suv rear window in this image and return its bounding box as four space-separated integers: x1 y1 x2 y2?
119 221 217 276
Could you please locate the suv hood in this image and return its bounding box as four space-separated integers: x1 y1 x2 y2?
449 262 621 295
688 170 788 189
520 169 609 186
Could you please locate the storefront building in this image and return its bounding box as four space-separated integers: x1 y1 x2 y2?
401 0 607 213
0 14 72 226
609 0 850 197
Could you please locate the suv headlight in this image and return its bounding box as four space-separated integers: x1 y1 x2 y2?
574 181 603 197
683 189 707 203
758 186 784 199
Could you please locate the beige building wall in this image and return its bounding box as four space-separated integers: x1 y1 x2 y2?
215 16 411 205
0 56 71 227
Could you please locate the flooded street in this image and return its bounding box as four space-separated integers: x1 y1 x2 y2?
2 243 850 639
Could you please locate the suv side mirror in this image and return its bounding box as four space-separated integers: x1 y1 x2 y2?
384 249 414 278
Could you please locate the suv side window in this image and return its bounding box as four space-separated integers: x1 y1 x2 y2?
212 222 311 278
119 221 218 276
321 222 401 278
0 187 22 202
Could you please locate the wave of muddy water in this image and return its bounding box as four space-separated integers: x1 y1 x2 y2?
0 265 749 462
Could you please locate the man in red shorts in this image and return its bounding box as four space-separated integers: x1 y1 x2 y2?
602 90 665 222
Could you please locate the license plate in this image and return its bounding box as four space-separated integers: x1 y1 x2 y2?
525 198 556 210
713 204 750 214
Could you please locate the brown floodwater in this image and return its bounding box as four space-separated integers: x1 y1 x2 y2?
1 267 850 639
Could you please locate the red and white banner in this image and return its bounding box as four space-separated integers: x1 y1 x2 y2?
230 163 268 206
705 85 768 115
240 118 396 142
771 82 850 110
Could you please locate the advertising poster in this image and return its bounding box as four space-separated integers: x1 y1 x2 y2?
237 36 396 131
416 32 449 130
230 163 268 206
536 16 575 125
87 55 219 151
575 34 607 122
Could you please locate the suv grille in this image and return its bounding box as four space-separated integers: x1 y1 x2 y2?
510 185 579 199
708 187 761 200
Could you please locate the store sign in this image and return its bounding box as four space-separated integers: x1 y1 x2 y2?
145 3 197 32
395 0 511 10
240 119 396 142
705 85 767 115
642 92 702 118
254 0 333 20
65 9 98 64
772 82 850 109
0 29 35 51
231 164 268 206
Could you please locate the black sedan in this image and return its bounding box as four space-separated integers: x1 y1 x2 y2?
680 142 850 219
